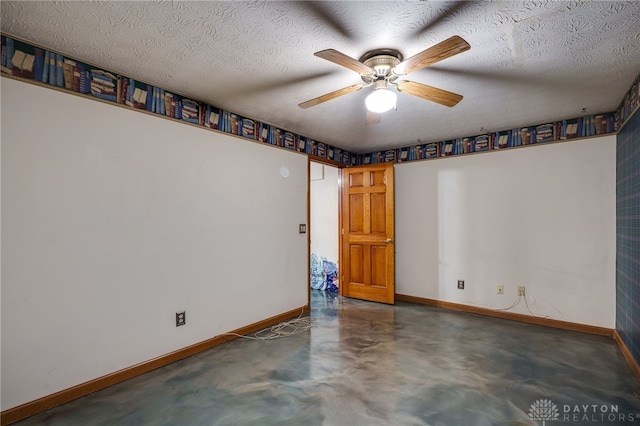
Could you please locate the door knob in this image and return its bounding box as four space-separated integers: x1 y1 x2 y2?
383 238 394 243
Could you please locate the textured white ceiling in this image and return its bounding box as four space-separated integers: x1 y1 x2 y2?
2 1 639 153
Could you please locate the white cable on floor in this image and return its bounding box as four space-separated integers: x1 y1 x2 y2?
523 294 550 318
220 308 316 341
497 294 550 319
497 296 521 312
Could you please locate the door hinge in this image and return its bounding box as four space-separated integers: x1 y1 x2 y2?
341 228 344 235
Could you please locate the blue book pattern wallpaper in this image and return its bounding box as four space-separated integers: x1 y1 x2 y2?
0 34 357 167
616 106 640 367
357 73 638 165
2 33 639 170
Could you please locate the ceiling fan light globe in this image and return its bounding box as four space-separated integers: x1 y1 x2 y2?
365 88 397 113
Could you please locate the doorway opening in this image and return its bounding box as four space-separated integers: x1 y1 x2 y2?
308 161 395 306
309 161 340 297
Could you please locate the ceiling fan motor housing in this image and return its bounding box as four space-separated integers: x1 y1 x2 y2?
360 49 403 83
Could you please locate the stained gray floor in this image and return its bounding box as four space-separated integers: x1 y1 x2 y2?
13 290 640 425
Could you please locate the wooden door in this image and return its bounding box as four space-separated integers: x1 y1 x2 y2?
340 163 395 304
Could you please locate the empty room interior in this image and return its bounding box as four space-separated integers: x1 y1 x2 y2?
2 1 640 425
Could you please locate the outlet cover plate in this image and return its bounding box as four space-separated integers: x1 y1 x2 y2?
176 311 186 327
457 280 464 289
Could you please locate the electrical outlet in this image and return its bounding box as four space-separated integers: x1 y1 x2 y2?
176 311 186 327
497 284 504 294
299 224 307 233
518 286 525 296
457 280 464 289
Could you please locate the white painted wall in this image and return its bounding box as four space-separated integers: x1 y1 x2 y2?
395 137 616 328
310 162 339 264
1 78 308 410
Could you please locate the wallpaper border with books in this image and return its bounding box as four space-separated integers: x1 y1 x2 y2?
0 33 357 167
357 72 640 165
3 33 639 169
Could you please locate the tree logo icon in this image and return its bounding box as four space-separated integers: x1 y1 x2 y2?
528 399 559 425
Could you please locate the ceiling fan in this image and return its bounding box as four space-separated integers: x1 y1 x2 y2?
298 35 470 125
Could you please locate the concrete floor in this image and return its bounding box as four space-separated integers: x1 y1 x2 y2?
14 290 640 425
